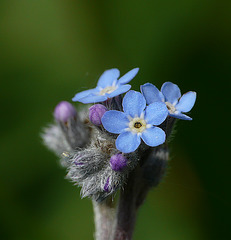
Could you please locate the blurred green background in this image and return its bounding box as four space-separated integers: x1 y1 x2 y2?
1 0 230 239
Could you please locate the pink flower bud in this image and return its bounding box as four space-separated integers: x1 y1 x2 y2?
89 104 108 126
54 101 77 122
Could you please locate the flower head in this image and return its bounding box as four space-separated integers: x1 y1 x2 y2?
101 90 168 153
141 82 196 120
72 68 139 104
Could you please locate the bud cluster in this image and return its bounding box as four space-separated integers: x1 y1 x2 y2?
42 68 196 201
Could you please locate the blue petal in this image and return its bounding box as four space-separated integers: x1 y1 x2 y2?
122 90 146 118
78 95 107 104
145 102 168 125
161 82 181 105
97 68 120 88
107 84 131 98
141 127 166 147
101 110 129 134
175 91 196 113
72 88 98 102
118 68 139 85
170 112 192 120
140 83 164 105
116 131 141 153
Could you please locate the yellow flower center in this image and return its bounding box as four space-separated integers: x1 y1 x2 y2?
134 122 142 128
99 86 117 96
165 102 176 114
129 117 147 133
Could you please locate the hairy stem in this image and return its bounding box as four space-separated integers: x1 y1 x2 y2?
112 146 168 240
113 168 140 240
93 197 116 240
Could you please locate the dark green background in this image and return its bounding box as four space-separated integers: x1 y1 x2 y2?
1 1 230 239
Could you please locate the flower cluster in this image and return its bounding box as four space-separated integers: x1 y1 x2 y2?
42 67 196 201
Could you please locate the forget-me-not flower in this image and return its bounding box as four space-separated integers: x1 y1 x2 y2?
72 68 139 104
141 82 196 120
101 90 168 153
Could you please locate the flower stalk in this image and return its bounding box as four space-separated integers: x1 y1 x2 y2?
93 197 116 240
113 168 140 240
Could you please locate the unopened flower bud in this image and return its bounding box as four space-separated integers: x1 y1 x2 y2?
53 101 89 149
89 104 108 126
110 154 127 172
54 101 77 123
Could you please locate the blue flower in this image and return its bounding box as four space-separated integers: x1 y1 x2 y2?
101 90 168 153
141 82 196 120
72 68 139 104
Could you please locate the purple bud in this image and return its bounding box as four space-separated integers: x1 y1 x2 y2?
74 161 84 166
74 155 84 166
89 104 108 126
54 101 77 122
104 177 110 192
110 154 127 172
